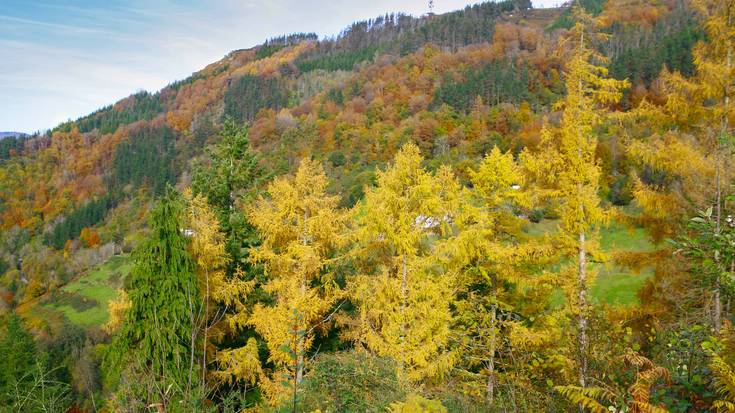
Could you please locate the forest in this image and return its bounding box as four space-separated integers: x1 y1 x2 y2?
0 0 733 411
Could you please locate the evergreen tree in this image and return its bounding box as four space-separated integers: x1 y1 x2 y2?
191 119 266 267
105 189 202 410
0 314 36 407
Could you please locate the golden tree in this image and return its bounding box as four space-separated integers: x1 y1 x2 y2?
350 143 459 382
183 189 230 380
246 158 347 403
629 0 735 331
447 147 556 404
522 6 628 389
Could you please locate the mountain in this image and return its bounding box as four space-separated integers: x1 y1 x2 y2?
0 0 727 411
0 132 27 139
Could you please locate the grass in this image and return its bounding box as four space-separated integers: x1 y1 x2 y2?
527 220 655 307
41 254 131 327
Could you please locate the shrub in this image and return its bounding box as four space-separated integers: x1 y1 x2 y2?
296 351 408 413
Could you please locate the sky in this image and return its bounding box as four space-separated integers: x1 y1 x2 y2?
0 0 563 133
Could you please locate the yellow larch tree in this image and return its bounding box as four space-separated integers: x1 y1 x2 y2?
629 0 734 331
349 143 460 383
446 147 557 405
668 0 734 332
246 158 347 403
522 6 629 390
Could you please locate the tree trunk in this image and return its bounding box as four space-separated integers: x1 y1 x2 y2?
486 273 498 405
715 157 723 333
578 231 588 389
296 276 306 384
400 254 408 369
202 269 210 382
296 209 310 384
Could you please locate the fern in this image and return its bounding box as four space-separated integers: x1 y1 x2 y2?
557 352 671 413
554 385 614 413
711 354 735 412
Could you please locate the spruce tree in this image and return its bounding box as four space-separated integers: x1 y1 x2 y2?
106 188 201 408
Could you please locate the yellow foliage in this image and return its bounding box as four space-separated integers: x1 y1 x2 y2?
215 337 262 385
104 289 131 334
711 353 735 412
388 394 447 413
351 143 459 382
247 158 347 403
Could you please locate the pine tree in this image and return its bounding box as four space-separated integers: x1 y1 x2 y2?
350 143 459 382
191 118 266 267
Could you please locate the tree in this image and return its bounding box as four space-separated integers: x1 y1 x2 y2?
191 118 266 268
234 158 347 404
105 189 202 410
449 147 556 405
183 189 230 382
677 0 734 333
350 143 459 382
0 313 37 407
522 7 628 390
630 0 735 332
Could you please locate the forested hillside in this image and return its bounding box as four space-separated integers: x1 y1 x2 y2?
0 0 734 411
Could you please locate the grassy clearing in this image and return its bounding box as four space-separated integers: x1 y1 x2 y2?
527 220 655 307
41 255 131 327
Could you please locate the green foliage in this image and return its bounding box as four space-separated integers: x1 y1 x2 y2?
298 0 521 69
54 91 164 135
191 119 266 266
0 314 37 407
109 125 178 197
44 196 113 249
255 44 285 60
547 0 607 31
674 208 735 299
105 189 200 395
0 135 29 162
297 352 408 413
296 46 378 73
433 60 530 111
653 325 711 410
610 25 703 85
5 360 72 413
224 75 289 123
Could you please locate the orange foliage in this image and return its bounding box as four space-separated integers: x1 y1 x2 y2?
79 227 101 248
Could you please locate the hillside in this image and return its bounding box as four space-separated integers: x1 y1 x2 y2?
0 0 732 411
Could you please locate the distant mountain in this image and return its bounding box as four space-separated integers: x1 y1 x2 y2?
0 132 27 139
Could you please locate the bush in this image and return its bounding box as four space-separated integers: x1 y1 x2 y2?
388 394 447 413
529 209 545 223
296 351 408 413
329 151 346 167
608 175 633 206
